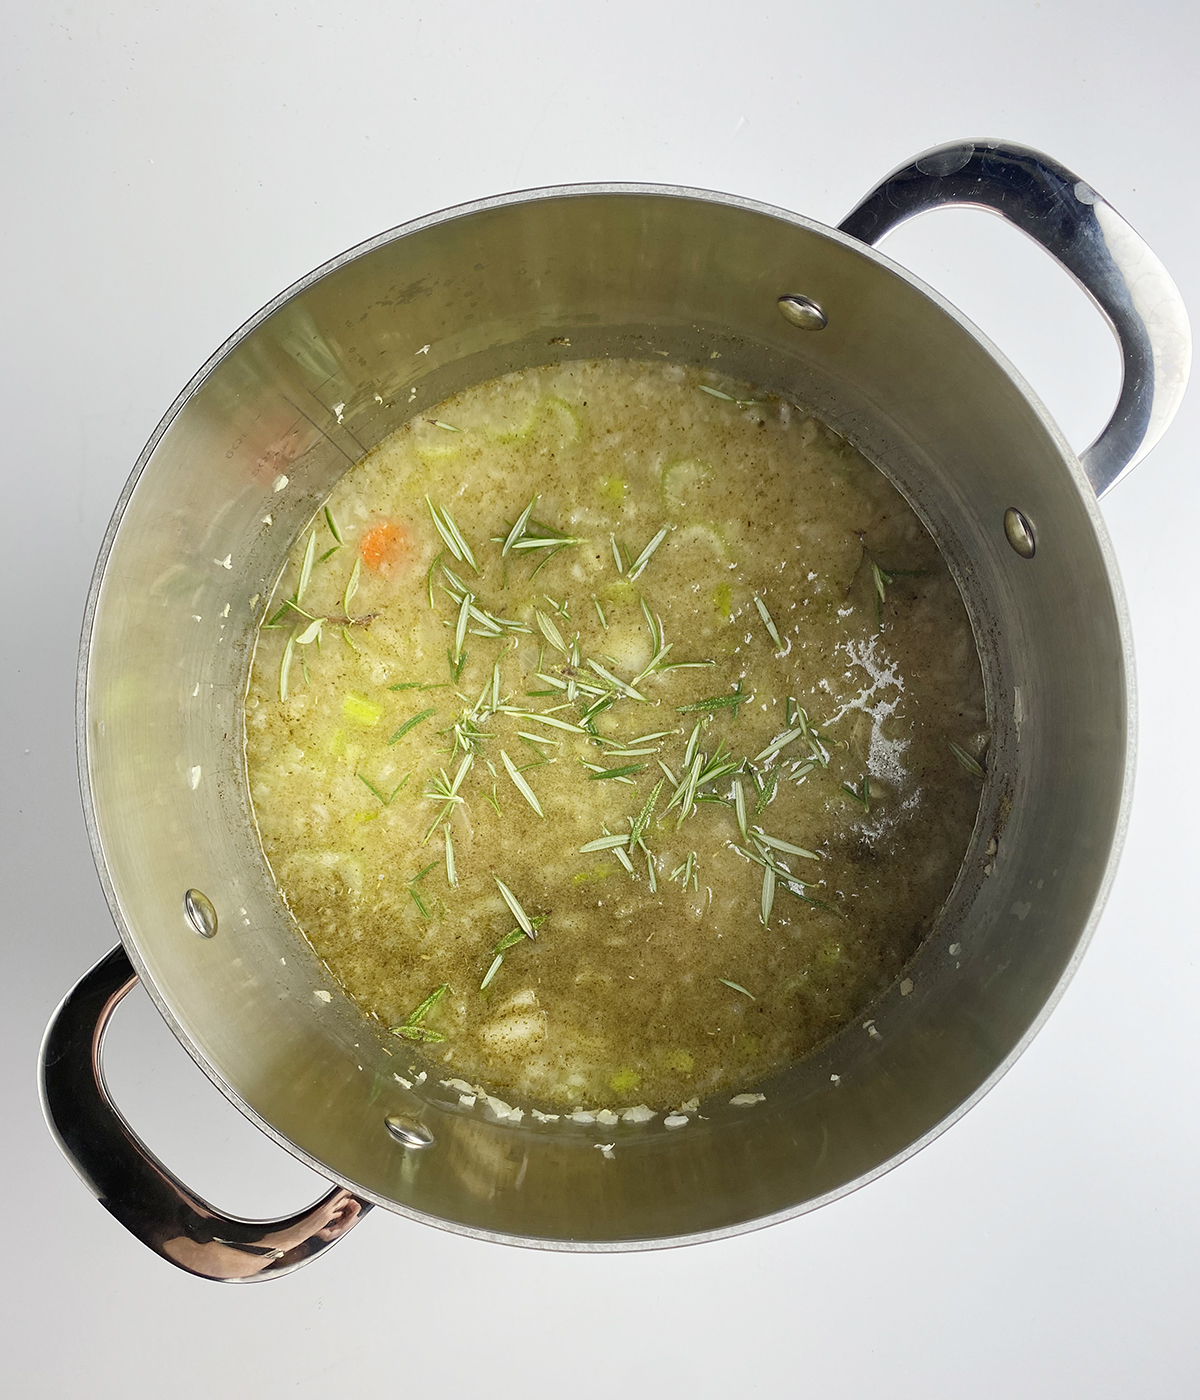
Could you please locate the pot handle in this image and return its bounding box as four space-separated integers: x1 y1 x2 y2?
838 139 1191 498
39 944 373 1282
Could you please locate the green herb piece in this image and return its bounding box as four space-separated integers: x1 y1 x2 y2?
410 860 438 884
493 928 527 954
505 710 588 735
645 848 658 893
444 824 457 887
580 832 635 853
842 776 871 812
391 983 450 1042
754 830 819 860
588 764 647 782
389 681 450 691
669 851 698 891
534 608 569 655
683 721 703 769
760 862 776 926
753 594 783 650
425 496 478 572
610 535 625 574
408 886 429 917
324 506 343 544
340 555 361 617
698 385 766 408
677 682 744 717
656 760 678 785
296 530 317 606
612 843 635 874
733 780 748 841
357 771 409 805
447 646 468 684
627 526 669 583
586 658 648 702
593 597 608 629
484 781 501 816
752 767 779 816
493 876 535 936
279 633 296 702
500 495 539 555
295 616 323 646
630 778 666 846
479 954 504 992
500 749 545 817
432 420 461 432
388 707 436 744
753 726 807 764
948 740 985 778
318 546 339 563
718 977 756 999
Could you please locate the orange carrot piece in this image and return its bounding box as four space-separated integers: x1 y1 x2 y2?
359 521 410 575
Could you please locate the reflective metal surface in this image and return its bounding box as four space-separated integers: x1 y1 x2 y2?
39 944 371 1281
43 141 1188 1271
838 139 1191 497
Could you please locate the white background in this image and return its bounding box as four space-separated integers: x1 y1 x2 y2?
3 2 1198 1395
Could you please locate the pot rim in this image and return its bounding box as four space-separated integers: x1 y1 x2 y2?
75 180 1137 1250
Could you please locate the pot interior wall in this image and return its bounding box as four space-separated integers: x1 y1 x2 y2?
82 189 1128 1245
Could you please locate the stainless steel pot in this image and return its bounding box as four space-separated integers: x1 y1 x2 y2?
40 140 1190 1281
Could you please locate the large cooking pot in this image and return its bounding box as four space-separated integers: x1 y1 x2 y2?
40 141 1190 1281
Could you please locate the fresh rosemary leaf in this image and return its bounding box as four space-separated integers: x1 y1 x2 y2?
342 555 361 616
534 608 569 655
324 506 343 544
410 860 439 884
699 385 735 401
493 876 535 936
760 861 776 926
432 420 461 432
500 749 545 817
391 983 449 1040
425 496 478 572
389 707 436 744
610 535 624 574
719 977 756 999
509 711 588 735
296 617 322 646
588 764 647 781
630 779 666 845
586 658 647 701
645 848 658 893
479 954 504 992
493 928 527 954
612 843 635 874
408 886 429 917
683 721 702 769
444 824 457 887
841 776 871 812
318 546 340 563
580 833 634 853
733 780 748 841
593 596 608 629
754 830 819 860
753 594 783 650
627 526 668 582
948 740 985 778
753 726 807 763
279 633 296 702
677 682 744 716
296 530 317 606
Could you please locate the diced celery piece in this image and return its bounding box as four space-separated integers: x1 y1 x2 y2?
342 693 382 726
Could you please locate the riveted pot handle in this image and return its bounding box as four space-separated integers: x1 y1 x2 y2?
839 139 1191 497
39 944 372 1281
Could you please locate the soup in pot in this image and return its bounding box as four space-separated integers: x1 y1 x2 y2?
245 359 987 1113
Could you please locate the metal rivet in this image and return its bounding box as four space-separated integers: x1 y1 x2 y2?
385 1114 435 1149
777 294 827 331
1003 507 1036 559
183 888 218 938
